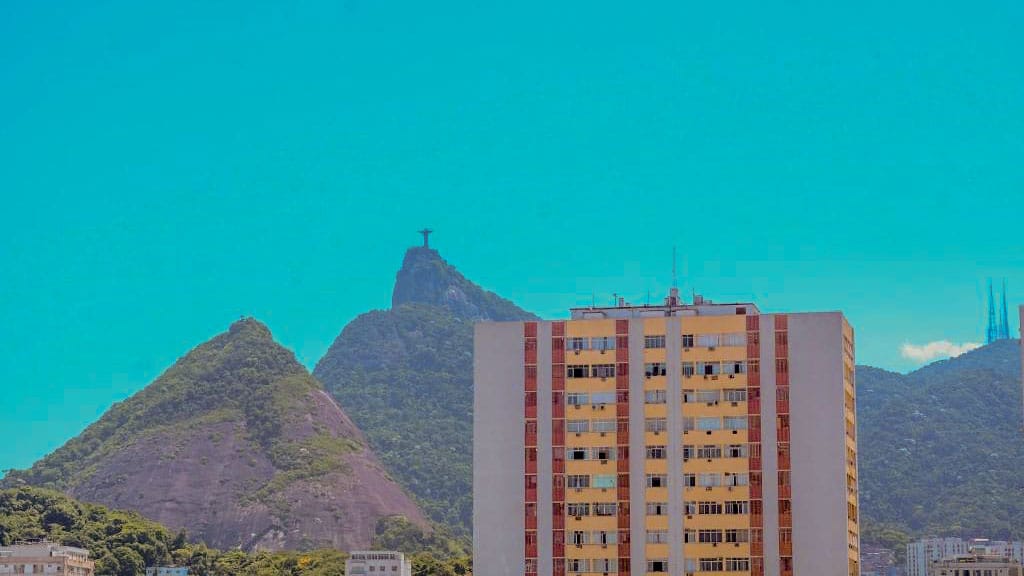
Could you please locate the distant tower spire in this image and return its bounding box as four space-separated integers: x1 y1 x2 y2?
418 228 433 248
987 279 998 344
666 246 681 307
1000 278 1010 340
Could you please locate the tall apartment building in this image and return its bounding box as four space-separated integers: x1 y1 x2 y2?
0 541 95 576
475 292 859 576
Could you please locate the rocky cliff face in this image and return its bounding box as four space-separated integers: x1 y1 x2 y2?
316 246 537 532
4 319 426 551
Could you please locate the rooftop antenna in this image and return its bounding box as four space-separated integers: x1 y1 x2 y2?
666 246 681 306
987 279 998 344
672 246 678 289
418 228 433 248
999 278 1010 340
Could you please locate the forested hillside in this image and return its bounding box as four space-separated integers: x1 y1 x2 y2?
315 246 537 533
857 339 1024 544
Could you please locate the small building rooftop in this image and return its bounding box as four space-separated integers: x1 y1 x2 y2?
569 288 759 320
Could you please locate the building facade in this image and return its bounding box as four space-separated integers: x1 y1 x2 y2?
928 554 1023 576
345 551 412 576
475 295 860 576
0 542 95 576
909 538 1024 576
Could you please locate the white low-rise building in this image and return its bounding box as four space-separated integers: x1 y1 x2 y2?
346 551 411 576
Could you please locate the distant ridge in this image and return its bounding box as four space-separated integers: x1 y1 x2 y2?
4 318 427 551
858 339 1024 542
316 245 537 532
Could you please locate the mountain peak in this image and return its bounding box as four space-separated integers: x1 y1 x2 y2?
228 316 273 338
391 245 538 321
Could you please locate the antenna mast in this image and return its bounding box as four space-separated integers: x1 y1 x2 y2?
1000 278 1010 340
987 279 998 344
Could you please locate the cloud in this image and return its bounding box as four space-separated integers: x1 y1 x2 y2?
900 340 981 363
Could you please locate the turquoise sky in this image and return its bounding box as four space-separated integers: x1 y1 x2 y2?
2 1 1022 472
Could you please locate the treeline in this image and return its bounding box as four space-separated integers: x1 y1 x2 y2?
0 488 470 576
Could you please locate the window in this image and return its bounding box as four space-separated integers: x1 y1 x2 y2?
724 416 748 430
645 418 667 433
726 529 749 543
697 445 722 459
699 529 723 543
725 558 750 571
566 558 588 573
697 417 721 431
591 559 613 572
698 473 721 487
643 335 665 349
726 444 748 458
647 530 668 544
698 501 723 514
592 364 615 378
682 389 697 403
596 531 617 545
567 420 589 433
696 389 719 403
645 389 667 404
644 362 667 377
592 419 616 433
593 503 617 516
566 364 589 378
684 529 697 543
699 558 724 571
646 502 668 516
722 332 746 347
592 475 616 489
683 473 696 487
590 391 616 405
683 445 695 460
566 393 588 406
726 473 748 486
698 361 721 375
684 501 697 515
646 445 667 459
723 360 747 375
567 503 590 517
647 560 668 573
593 446 615 461
723 389 747 402
682 334 695 348
724 498 749 510
591 336 616 351
570 531 589 545
566 337 588 351
682 362 696 376
697 334 720 348
683 417 695 431
567 447 588 460
646 474 667 488
567 474 590 488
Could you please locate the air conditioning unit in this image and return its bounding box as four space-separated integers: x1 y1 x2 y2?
599 405 606 410
575 432 582 436
575 515 582 521
601 377 607 381
600 349 606 354
729 374 735 379
599 431 607 437
646 374 652 379
731 402 738 407
574 349 581 355
732 430 738 435
600 459 608 464
574 404 581 410
709 346 716 351
684 347 690 351
706 401 714 407
706 430 712 435
705 486 713 491
653 430 660 436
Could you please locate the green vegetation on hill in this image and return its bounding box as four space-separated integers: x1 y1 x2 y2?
857 339 1024 545
0 488 469 576
315 247 537 534
3 319 334 493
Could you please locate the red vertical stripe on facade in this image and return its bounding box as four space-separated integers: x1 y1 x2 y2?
551 322 566 576
774 315 793 576
745 314 764 576
524 322 539 576
614 320 630 575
